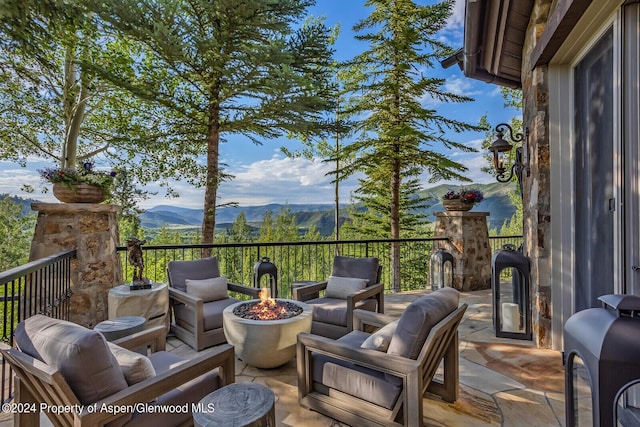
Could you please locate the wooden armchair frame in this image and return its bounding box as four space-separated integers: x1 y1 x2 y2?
168 283 259 351
0 326 235 427
292 263 384 339
167 257 260 351
297 304 467 427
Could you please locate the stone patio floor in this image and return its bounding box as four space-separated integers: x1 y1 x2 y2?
7 288 566 427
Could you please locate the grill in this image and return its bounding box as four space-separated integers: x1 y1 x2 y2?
563 294 640 426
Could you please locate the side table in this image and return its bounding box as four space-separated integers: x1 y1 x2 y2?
94 316 146 341
193 383 275 427
108 282 169 329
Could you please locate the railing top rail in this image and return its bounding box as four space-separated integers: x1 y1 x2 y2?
488 235 524 239
0 250 76 284
115 237 451 252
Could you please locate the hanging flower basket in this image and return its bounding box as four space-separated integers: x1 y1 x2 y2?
52 183 107 203
442 199 474 211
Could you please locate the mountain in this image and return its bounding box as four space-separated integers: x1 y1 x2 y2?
140 182 518 234
0 194 40 216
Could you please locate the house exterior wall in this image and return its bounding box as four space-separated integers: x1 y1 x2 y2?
521 0 553 348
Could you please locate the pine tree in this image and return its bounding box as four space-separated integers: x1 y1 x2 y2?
85 0 337 249
341 0 481 291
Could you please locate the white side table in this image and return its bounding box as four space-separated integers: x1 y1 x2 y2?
108 282 169 329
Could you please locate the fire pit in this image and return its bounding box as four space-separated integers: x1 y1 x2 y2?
222 289 312 369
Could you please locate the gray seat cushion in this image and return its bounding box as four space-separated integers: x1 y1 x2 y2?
174 297 239 331
311 331 401 410
167 257 221 292
14 315 128 405
123 351 220 427
307 297 377 326
387 287 460 360
332 256 379 286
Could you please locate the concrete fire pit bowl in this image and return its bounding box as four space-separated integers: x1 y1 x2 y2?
222 299 313 369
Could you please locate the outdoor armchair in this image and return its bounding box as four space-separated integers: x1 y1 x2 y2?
297 287 467 427
167 257 260 351
292 255 384 339
0 314 235 427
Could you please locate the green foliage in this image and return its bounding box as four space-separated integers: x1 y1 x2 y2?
0 196 35 270
84 0 338 245
0 0 154 177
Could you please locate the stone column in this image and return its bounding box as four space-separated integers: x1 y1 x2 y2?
434 211 491 291
29 203 122 327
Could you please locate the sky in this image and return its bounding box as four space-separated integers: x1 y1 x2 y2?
0 0 519 210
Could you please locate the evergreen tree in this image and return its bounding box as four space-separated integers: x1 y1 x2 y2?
0 196 35 270
85 0 337 249
341 0 481 291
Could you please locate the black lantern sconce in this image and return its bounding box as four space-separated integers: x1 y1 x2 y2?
488 123 530 196
429 248 454 291
491 246 532 340
253 257 278 298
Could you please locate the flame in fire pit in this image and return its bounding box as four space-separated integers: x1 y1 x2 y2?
232 288 303 321
253 287 287 320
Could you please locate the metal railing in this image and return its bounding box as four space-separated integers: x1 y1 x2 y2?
118 236 524 297
0 250 76 403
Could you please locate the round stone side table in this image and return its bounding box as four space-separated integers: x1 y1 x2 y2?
193 382 275 427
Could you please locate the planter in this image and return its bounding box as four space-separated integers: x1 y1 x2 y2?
52 183 107 203
442 199 475 212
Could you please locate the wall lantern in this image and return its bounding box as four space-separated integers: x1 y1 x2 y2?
491 246 532 340
253 257 278 298
429 248 454 291
488 123 530 196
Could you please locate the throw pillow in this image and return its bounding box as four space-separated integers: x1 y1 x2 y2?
107 342 156 386
325 276 368 299
360 320 399 352
185 276 228 302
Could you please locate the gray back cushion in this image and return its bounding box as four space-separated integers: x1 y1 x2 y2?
332 256 380 287
168 257 221 292
15 315 128 405
387 287 459 360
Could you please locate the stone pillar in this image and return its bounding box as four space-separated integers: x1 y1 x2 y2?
29 203 122 327
434 211 491 291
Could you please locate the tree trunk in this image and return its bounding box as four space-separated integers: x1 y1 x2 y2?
201 98 221 255
391 154 401 292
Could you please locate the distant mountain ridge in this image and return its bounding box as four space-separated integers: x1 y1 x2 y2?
141 182 518 233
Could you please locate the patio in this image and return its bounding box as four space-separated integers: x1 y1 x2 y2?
0 288 565 427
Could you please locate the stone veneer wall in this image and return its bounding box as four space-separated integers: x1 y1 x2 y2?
433 211 491 291
29 203 122 327
521 0 553 348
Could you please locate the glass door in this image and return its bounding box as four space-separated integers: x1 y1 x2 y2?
573 28 615 312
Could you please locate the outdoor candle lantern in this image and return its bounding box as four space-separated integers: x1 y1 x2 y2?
491 246 532 340
564 295 640 427
429 248 454 291
253 256 278 298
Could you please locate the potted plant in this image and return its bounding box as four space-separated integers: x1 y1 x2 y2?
40 161 117 203
441 188 484 211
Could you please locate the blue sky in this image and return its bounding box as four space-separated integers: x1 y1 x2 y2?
0 0 519 209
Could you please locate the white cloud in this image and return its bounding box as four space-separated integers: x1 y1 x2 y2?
445 0 466 30
444 76 482 96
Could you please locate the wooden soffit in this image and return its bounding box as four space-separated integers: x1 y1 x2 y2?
462 0 535 89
